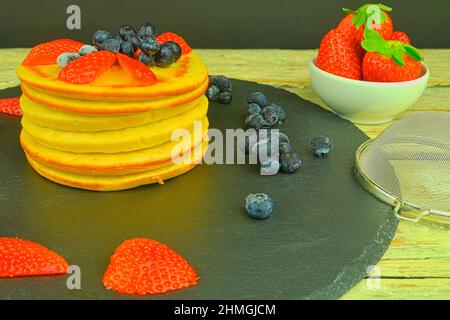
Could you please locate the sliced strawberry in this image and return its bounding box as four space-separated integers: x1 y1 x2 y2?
102 238 199 295
0 237 69 278
58 51 116 84
0 97 22 116
117 53 158 86
156 32 192 55
22 39 84 66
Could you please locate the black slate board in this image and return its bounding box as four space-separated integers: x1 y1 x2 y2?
0 80 397 299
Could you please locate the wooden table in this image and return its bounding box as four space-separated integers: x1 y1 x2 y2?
1 48 449 300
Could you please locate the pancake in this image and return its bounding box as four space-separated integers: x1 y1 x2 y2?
20 95 206 132
22 98 208 153
21 120 208 176
26 141 208 191
17 52 208 102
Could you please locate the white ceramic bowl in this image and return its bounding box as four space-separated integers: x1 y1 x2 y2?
309 57 430 124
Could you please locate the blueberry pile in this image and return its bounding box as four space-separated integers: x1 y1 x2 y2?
206 75 232 104
245 92 286 129
92 23 182 67
310 136 334 158
244 193 274 219
57 44 97 68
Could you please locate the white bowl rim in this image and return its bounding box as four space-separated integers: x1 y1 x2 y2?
310 56 429 87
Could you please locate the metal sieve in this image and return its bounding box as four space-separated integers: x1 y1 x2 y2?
354 112 450 224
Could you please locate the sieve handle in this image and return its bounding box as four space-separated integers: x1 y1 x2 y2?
393 201 431 223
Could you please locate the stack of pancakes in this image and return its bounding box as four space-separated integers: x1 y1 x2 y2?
16 52 209 191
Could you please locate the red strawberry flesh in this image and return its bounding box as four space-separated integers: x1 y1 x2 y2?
22 39 84 66
0 97 22 116
117 53 158 86
156 32 192 55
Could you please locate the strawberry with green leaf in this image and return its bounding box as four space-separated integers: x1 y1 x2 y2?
361 28 424 82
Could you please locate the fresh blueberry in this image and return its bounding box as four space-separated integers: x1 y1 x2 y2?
137 22 157 38
92 30 112 48
126 34 142 50
57 52 80 68
247 103 262 115
270 103 286 123
78 45 97 56
209 75 232 92
311 136 333 158
140 37 160 56
245 113 266 129
260 158 280 176
261 105 279 127
154 44 175 67
245 193 274 219
120 41 134 57
205 85 220 102
165 41 182 61
279 142 292 154
218 91 232 104
247 92 267 107
280 152 301 173
137 52 155 65
101 38 121 53
118 25 136 40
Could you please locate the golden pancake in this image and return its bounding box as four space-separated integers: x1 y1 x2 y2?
21 121 208 176
22 99 208 153
17 52 208 102
20 95 206 132
26 141 208 191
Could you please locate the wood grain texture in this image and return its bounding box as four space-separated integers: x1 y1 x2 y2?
0 48 449 299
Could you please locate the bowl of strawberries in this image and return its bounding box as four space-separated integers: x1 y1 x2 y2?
310 3 429 125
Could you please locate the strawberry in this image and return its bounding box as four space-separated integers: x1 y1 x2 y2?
58 51 116 84
102 238 199 295
0 237 69 278
316 29 362 80
117 53 158 85
156 32 192 55
22 39 84 66
391 31 411 44
361 29 424 82
0 97 22 116
337 4 393 59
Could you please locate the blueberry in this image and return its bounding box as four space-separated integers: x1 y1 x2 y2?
154 44 175 67
101 38 121 53
260 158 280 176
92 30 112 48
261 105 279 127
247 92 267 107
126 34 142 50
78 45 97 56
280 152 301 173
218 91 232 104
245 113 266 129
311 136 333 158
118 25 136 40
140 37 160 56
245 193 274 219
137 22 157 38
137 52 155 65
209 75 232 92
270 103 286 123
120 41 134 57
279 142 292 154
247 103 262 115
165 41 182 61
205 85 220 102
57 52 80 68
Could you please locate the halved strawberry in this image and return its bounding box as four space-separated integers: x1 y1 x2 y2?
0 97 22 116
156 32 192 55
102 238 199 295
22 39 84 66
0 237 69 278
58 51 116 84
117 53 158 86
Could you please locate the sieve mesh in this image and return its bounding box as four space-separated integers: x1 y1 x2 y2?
356 112 450 222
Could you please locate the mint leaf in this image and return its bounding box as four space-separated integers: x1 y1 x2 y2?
404 45 425 61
